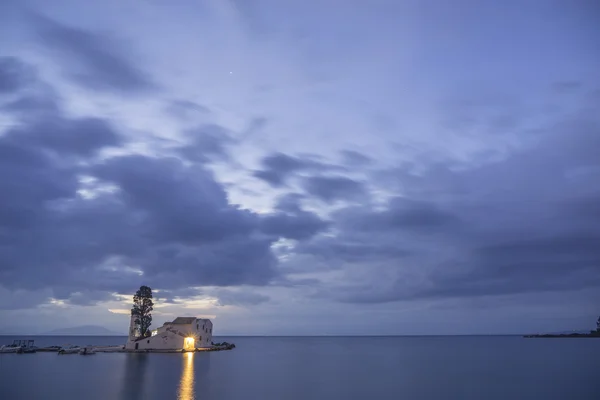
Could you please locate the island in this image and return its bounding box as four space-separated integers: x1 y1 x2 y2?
124 285 235 352
1 285 235 354
524 316 600 338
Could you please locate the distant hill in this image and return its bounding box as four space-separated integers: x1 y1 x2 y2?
42 325 125 336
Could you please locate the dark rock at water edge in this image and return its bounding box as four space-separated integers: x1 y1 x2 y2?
524 330 600 338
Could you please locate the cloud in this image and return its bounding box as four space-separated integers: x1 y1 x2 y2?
0 58 285 308
165 100 211 119
7 116 122 157
295 238 412 265
334 197 461 233
260 211 329 241
253 153 308 187
253 152 344 187
55 289 119 306
0 286 53 310
291 88 600 304
213 288 270 306
339 150 373 167
302 175 368 203
33 14 156 93
0 56 35 94
176 124 236 164
259 194 329 240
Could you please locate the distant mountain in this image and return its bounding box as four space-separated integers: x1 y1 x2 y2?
42 325 125 336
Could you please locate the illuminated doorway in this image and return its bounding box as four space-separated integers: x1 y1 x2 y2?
183 337 195 351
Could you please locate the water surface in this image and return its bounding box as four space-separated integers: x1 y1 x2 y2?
1 336 598 399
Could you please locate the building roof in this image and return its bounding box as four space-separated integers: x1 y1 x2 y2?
171 317 197 324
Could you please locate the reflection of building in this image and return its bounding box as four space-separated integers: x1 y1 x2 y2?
119 354 149 400
125 316 213 351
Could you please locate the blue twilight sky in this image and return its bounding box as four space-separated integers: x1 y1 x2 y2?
0 0 599 335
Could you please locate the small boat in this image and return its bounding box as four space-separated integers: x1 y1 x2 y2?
79 346 96 355
18 347 37 354
58 345 81 354
15 339 37 353
0 345 20 353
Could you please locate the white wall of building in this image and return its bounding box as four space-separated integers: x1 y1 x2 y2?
125 317 213 350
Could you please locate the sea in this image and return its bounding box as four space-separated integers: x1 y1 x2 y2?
0 335 599 400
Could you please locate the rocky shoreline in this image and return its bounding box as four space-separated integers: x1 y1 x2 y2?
523 332 600 338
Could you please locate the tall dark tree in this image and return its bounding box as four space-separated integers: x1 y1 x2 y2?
597 315 600 332
131 285 154 338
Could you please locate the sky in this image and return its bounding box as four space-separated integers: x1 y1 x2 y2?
0 0 599 335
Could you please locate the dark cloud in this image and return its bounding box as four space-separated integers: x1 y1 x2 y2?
33 14 156 93
0 287 52 311
6 116 121 157
339 150 373 167
260 194 329 240
2 91 60 116
302 176 368 203
335 197 460 233
296 238 411 264
214 289 270 306
1 138 279 303
298 89 600 304
260 212 329 241
176 124 235 164
253 152 344 187
0 81 119 233
0 56 35 93
253 152 309 187
0 58 289 308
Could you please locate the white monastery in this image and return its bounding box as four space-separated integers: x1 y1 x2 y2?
125 315 213 351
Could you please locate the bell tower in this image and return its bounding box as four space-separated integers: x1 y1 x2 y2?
128 314 140 341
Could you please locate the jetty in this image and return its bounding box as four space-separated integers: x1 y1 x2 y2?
29 342 236 354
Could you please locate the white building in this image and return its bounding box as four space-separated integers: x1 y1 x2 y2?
125 316 213 351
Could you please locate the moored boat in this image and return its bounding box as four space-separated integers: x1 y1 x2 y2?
18 347 37 354
15 339 37 353
0 345 20 353
79 346 96 355
58 345 81 354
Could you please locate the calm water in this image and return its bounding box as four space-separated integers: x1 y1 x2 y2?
1 335 599 399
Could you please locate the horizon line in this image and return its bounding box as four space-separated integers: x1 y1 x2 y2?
0 333 534 337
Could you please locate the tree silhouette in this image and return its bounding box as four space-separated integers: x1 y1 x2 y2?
597 315 600 332
131 285 154 338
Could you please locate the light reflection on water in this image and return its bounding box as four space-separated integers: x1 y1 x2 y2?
178 352 195 400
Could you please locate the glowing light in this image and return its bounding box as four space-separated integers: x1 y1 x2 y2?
178 352 195 400
184 337 195 351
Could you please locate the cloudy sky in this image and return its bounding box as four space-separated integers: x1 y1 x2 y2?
1 0 599 335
